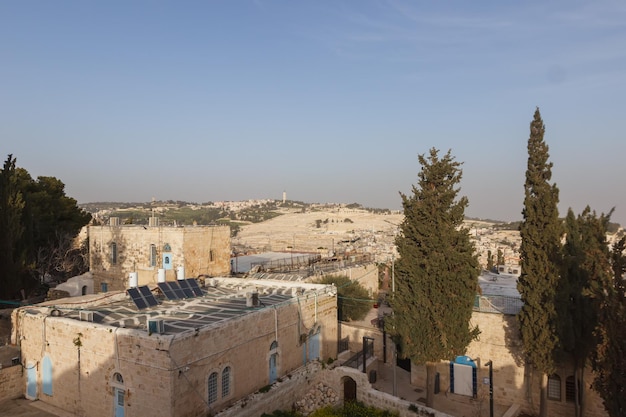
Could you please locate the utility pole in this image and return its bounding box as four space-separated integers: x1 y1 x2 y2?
485 360 494 417
391 253 395 294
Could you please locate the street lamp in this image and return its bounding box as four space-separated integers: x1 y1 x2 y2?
485 360 493 417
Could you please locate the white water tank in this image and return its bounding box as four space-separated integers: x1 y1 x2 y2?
157 268 166 283
129 272 138 288
176 266 185 281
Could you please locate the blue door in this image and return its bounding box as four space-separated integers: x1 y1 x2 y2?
26 362 37 399
308 333 320 361
269 353 278 384
114 388 125 417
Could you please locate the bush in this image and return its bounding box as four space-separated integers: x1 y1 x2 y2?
316 275 372 321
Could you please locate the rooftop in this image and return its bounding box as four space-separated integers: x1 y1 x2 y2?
27 278 336 337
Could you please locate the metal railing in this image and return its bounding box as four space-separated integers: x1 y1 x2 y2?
341 337 374 371
338 337 349 353
474 294 523 315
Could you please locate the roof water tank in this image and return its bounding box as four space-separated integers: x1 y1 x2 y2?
157 268 166 283
129 272 138 288
176 266 185 281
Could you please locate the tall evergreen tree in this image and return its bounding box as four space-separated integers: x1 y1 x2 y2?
387 148 479 408
592 237 626 417
0 155 27 299
0 155 91 298
558 207 612 417
518 108 563 417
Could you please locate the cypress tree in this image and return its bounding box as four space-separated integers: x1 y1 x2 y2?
518 108 563 417
388 148 479 408
558 207 612 417
592 237 626 417
0 155 26 299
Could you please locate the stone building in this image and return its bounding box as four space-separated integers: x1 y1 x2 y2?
89 221 230 292
10 277 338 417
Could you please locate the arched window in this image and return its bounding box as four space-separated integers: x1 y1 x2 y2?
221 367 231 398
566 376 577 403
110 242 117 265
208 372 218 404
150 244 157 267
269 341 279 384
547 374 561 401
111 372 125 417
42 356 53 396
112 372 124 384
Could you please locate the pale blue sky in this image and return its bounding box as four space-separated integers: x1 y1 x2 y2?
2 1 626 224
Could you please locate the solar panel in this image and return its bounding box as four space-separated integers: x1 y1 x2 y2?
158 282 178 300
127 286 159 309
128 287 147 310
178 279 195 298
186 278 203 296
140 286 159 307
169 280 186 299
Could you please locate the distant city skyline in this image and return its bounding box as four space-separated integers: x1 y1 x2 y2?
2 2 626 225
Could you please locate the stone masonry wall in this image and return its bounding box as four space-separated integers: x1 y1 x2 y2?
0 365 23 402
217 362 453 417
89 225 230 292
410 311 608 417
167 289 338 416
13 308 174 417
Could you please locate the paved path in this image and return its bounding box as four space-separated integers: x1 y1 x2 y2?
0 398 71 417
372 360 511 417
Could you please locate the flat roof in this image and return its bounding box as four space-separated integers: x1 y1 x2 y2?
29 278 335 337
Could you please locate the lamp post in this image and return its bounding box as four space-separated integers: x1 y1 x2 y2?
485 360 493 417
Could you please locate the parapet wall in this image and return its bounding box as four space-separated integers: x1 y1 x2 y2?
216 361 453 417
0 365 22 403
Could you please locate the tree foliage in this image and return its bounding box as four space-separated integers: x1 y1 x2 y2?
592 237 626 417
517 108 563 417
387 148 479 407
558 207 612 417
0 155 91 299
316 274 372 322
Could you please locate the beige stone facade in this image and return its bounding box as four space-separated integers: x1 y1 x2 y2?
10 278 338 417
410 311 608 417
88 224 230 292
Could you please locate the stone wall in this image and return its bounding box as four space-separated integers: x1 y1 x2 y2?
0 365 22 402
167 291 338 417
10 281 337 417
12 308 173 417
339 321 385 360
89 224 230 292
410 311 608 417
216 362 453 417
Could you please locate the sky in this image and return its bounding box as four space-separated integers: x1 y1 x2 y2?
2 1 626 224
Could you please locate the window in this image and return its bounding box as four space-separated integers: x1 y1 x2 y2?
221 367 231 398
566 376 577 403
150 244 157 267
208 372 218 404
101 282 108 293
547 374 561 401
110 242 117 265
113 372 124 384
42 356 53 396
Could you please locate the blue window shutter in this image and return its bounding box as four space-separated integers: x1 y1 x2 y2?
42 356 53 395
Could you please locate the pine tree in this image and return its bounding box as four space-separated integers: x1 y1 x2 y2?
517 108 563 417
387 148 479 408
